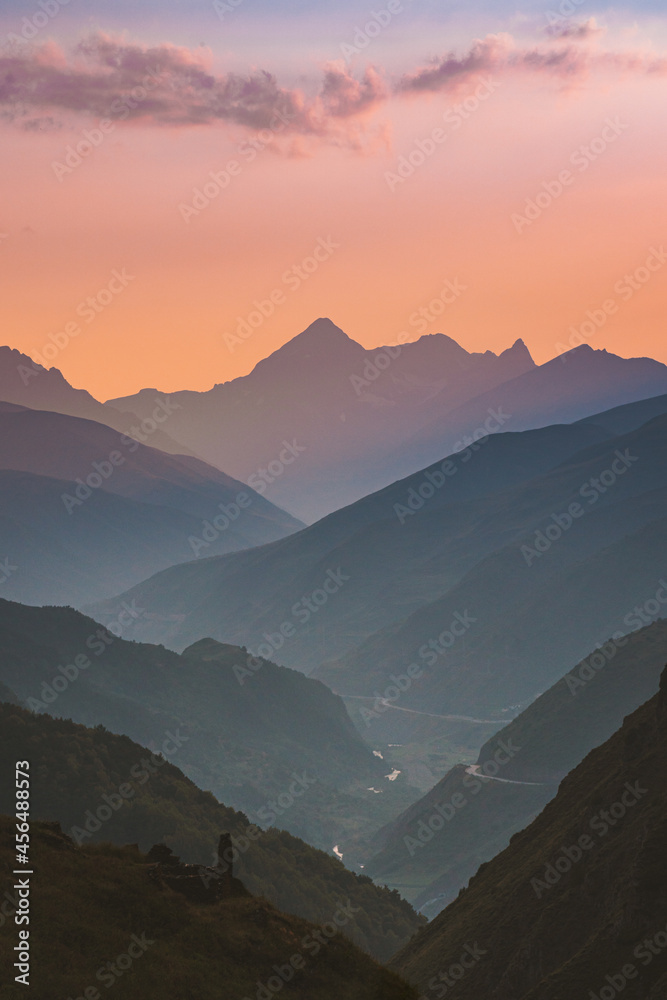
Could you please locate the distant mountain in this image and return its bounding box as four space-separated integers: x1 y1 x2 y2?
106 321 667 521
0 345 193 457
90 412 667 707
362 620 667 915
87 418 615 662
390 666 667 999
107 318 537 520
320 501 667 718
573 391 667 436
315 413 667 712
0 600 418 852
0 468 227 606
0 404 302 605
0 816 417 999
0 401 303 526
0 701 424 961
395 345 667 475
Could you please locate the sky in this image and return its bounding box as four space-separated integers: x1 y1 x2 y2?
0 0 666 399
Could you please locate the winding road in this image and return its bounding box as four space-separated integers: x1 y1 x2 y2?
342 694 503 725
464 764 545 787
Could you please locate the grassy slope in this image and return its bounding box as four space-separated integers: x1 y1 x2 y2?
0 817 417 1000
364 622 667 912
0 702 424 962
390 667 667 999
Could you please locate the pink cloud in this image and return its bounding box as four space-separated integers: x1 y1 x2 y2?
0 32 392 150
546 17 605 41
0 33 309 131
1 29 666 148
319 63 387 118
397 30 667 93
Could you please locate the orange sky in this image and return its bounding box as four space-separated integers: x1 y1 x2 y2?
1 20 666 398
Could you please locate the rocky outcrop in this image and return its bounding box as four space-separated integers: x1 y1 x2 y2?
147 834 247 904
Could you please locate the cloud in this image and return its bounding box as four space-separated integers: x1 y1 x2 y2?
2 28 666 150
0 34 309 130
0 32 391 150
397 29 667 93
397 34 513 92
319 63 387 118
545 18 605 41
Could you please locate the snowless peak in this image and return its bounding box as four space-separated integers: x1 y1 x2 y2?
292 317 354 345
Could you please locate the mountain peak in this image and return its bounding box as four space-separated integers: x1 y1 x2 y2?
290 317 355 346
553 344 632 366
249 318 364 379
501 338 535 363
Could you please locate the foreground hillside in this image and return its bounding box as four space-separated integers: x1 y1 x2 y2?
0 817 417 1000
391 666 667 998
0 702 423 960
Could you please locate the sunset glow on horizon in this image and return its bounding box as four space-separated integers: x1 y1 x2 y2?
1 3 666 399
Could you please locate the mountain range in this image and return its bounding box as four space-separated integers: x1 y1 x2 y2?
107 319 537 520
106 320 667 520
0 345 192 457
1 321 666 996
4 323 667 527
89 400 667 727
